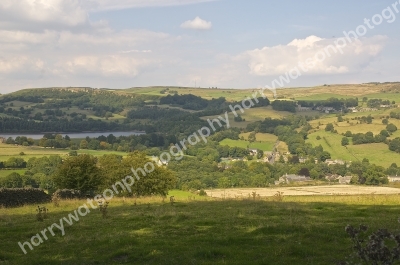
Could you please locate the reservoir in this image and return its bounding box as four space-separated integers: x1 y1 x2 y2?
0 131 145 140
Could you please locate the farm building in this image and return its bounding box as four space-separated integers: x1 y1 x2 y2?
387 176 400 182
276 174 311 185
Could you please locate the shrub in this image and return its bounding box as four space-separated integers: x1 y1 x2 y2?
52 189 83 200
36 205 48 222
98 200 109 219
199 189 207 196
0 188 51 208
340 224 400 265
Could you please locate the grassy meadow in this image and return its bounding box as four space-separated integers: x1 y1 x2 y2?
118 83 400 103
0 143 128 162
306 130 400 167
201 106 297 129
219 133 278 151
0 170 26 179
1 191 400 264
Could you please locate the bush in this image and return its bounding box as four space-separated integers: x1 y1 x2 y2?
0 188 51 208
52 189 83 200
340 224 400 265
199 189 207 196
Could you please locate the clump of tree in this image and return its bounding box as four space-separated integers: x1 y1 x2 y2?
51 152 176 198
386 123 398 134
325 123 334 132
271 100 297 113
352 131 388 145
367 98 391 108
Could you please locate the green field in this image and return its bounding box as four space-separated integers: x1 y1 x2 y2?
119 86 259 102
201 106 297 128
119 83 400 103
0 169 26 178
306 130 400 167
295 93 358 101
0 143 130 161
1 193 400 264
220 138 275 152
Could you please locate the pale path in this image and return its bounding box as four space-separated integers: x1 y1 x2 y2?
205 185 400 198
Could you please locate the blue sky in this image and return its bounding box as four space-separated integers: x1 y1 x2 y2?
0 0 399 93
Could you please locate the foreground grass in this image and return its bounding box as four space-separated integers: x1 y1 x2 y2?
1 192 400 265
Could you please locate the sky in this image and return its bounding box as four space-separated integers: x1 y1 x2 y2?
0 0 400 93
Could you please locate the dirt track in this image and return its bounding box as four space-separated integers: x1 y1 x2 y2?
205 185 400 198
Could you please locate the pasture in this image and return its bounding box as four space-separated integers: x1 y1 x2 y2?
206 185 400 198
1 191 400 264
220 130 278 151
0 169 26 179
0 143 129 161
306 130 400 167
201 106 294 128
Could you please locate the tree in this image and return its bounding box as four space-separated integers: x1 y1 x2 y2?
80 140 88 149
366 115 373 124
341 137 349 146
382 118 389 125
325 123 334 132
298 168 310 176
380 130 390 137
248 132 256 143
318 151 331 162
98 152 176 197
250 174 267 187
389 138 400 153
345 131 352 137
0 172 23 188
218 177 230 188
256 149 263 159
52 154 104 194
386 123 398 133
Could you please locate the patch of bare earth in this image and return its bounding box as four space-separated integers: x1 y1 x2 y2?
205 185 400 198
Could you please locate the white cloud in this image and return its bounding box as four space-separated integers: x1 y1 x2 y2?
243 35 387 76
180 17 212 30
0 0 218 31
0 0 88 30
86 0 218 11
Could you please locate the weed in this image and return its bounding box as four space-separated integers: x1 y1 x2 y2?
273 191 284 202
98 200 109 219
35 206 48 222
339 224 400 265
51 193 61 207
170 196 175 205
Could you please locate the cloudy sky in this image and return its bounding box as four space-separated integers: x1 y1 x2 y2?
0 0 399 93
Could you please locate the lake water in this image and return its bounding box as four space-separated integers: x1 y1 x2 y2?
0 131 145 140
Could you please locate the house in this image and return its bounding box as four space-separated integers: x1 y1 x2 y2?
348 107 358 113
296 105 312 112
299 157 307 163
380 105 391 108
337 176 353 184
316 106 335 113
276 174 311 185
325 159 345 166
325 174 340 182
0 137 5 143
387 176 400 182
248 149 258 156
